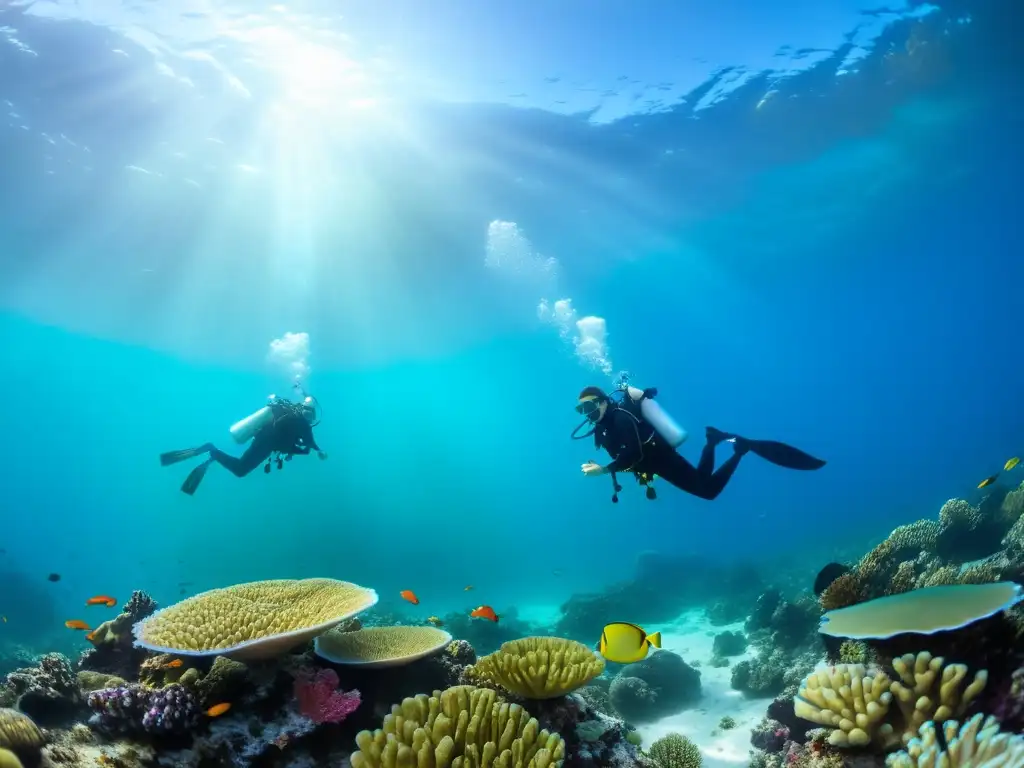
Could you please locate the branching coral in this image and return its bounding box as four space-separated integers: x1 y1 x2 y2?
466 637 604 699
889 652 987 747
350 684 565 768
793 664 894 747
885 713 1024 767
647 733 702 768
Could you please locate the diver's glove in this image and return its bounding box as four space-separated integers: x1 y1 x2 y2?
626 386 658 401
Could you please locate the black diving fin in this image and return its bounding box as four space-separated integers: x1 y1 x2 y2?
743 438 826 471
180 458 214 496
159 444 213 467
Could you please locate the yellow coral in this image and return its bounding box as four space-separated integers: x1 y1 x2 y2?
794 664 894 747
838 641 870 665
0 748 21 768
889 652 986 747
885 714 1024 767
466 637 604 699
0 709 42 752
315 626 453 668
132 578 378 660
350 685 564 768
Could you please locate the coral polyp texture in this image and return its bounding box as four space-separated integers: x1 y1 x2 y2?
466 637 604 699
794 651 988 750
647 732 703 768
0 709 42 752
350 684 565 768
314 625 453 668
886 713 1024 767
131 578 379 660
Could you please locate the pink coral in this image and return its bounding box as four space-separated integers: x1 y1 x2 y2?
293 667 361 724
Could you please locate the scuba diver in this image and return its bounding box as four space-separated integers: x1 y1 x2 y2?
572 380 824 503
160 392 327 496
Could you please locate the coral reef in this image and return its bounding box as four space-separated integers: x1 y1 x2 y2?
710 631 746 661
0 652 81 725
532 693 652 768
646 733 702 768
350 684 565 768
609 651 701 724
466 637 605 699
133 578 379 660
442 608 541 657
292 667 360 724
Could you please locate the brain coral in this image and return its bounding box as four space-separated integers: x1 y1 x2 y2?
314 626 453 668
351 685 564 768
467 637 604 699
133 578 378 660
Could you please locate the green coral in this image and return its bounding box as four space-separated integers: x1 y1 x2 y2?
625 730 642 746
718 716 736 730
647 733 702 768
838 640 870 665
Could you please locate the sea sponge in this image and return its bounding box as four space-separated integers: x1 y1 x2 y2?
885 713 1024 767
889 651 986 747
820 572 868 612
314 626 453 668
132 578 378 660
793 664 894 747
0 749 21 768
646 733 702 768
350 684 565 768
466 637 604 699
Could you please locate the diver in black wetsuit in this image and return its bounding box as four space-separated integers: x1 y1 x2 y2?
160 398 327 496
575 385 824 502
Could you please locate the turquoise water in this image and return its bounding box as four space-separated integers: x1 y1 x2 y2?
1 0 1022 660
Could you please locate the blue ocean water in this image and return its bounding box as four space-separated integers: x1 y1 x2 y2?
0 0 1021 660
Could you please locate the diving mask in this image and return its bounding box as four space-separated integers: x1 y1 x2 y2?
575 397 601 420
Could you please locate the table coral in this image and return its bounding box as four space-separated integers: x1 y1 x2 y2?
314 626 453 668
132 578 379 660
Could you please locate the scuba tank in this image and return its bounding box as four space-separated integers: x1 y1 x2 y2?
229 396 278 444
639 397 688 448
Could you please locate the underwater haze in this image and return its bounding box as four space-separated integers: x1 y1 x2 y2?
1 0 1023 652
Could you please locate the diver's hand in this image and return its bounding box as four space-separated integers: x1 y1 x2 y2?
581 462 605 477
317 451 328 460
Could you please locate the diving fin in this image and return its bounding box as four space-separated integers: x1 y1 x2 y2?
180 458 214 496
743 438 826 471
160 444 213 467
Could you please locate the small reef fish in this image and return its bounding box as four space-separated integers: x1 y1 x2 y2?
426 616 444 627
86 595 117 607
65 620 91 631
205 702 231 717
2 616 6 623
470 605 499 623
597 622 662 664
48 573 61 582
165 659 184 669
85 631 97 642
464 585 473 591
1006 457 1020 472
400 590 420 605
978 475 998 489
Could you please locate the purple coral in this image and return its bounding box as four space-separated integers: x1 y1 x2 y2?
293 668 360 724
88 683 198 734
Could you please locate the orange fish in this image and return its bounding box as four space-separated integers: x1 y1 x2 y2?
165 659 183 669
65 620 91 631
85 631 97 642
86 595 117 608
400 590 420 605
470 605 499 623
205 702 231 717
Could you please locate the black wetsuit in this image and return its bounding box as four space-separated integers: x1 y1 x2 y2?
211 410 321 478
594 396 742 500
